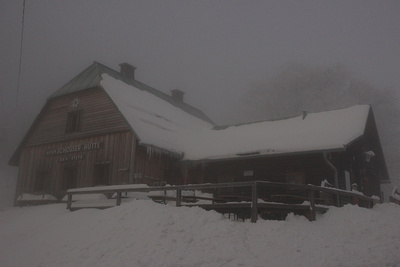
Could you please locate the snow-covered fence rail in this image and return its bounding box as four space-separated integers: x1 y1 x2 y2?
66 181 378 222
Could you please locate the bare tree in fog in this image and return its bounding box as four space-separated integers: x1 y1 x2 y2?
235 63 400 184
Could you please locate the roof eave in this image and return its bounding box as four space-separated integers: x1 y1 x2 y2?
182 147 346 163
138 143 184 159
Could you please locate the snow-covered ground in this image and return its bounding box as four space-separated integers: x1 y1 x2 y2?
1 200 399 267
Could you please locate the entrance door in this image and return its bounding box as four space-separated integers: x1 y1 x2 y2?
34 170 48 193
93 163 110 186
62 165 77 190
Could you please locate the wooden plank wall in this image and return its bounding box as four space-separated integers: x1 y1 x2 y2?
191 153 333 186
14 87 187 200
13 87 140 200
16 131 135 199
133 146 182 185
25 87 130 146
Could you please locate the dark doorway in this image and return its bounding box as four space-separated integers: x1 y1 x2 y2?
62 165 78 190
93 162 110 186
34 170 48 193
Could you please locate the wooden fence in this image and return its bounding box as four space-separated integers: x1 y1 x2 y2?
67 181 378 222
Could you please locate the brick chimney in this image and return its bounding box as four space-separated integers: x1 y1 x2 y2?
119 63 136 79
171 89 184 103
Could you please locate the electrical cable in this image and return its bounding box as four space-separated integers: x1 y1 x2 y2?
16 0 26 107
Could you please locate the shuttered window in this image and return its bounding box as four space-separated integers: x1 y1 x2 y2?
66 110 83 133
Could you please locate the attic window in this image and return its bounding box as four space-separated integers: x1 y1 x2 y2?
66 110 82 133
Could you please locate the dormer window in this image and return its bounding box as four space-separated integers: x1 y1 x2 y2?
66 110 82 133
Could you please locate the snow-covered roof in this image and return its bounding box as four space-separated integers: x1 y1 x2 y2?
183 105 370 160
100 73 371 161
101 74 214 155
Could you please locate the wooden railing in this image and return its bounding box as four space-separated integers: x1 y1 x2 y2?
66 181 379 222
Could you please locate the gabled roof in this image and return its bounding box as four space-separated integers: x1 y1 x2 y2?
9 61 376 166
99 70 372 160
50 61 214 125
100 74 214 155
9 62 215 165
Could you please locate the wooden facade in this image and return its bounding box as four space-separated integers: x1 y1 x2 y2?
186 150 382 198
185 109 388 198
12 86 181 201
10 62 389 204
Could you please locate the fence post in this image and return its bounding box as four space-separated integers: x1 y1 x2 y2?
337 193 342 207
67 194 72 210
251 182 258 223
308 188 316 221
116 192 122 206
176 189 182 207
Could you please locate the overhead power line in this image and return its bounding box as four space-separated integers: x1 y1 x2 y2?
16 0 26 107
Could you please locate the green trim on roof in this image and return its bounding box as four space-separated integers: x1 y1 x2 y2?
50 62 102 98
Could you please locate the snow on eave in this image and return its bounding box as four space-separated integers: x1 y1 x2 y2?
182 147 346 163
138 142 184 158
181 105 371 161
98 84 143 144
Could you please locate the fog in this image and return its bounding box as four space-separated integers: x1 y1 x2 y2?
1 1 399 204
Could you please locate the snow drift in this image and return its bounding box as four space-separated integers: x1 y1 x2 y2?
1 200 399 266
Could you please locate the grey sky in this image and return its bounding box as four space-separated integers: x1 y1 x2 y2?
1 0 399 164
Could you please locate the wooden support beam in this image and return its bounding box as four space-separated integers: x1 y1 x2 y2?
308 189 316 221
116 192 122 206
176 189 182 207
251 182 258 223
67 194 72 210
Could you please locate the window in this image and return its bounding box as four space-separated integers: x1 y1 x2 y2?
66 110 82 133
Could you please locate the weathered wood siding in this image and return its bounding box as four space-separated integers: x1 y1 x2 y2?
13 86 385 201
133 145 182 185
14 86 184 200
25 87 130 146
15 131 136 199
14 87 138 200
189 153 334 186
